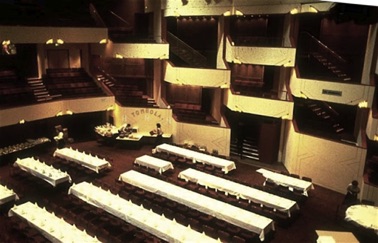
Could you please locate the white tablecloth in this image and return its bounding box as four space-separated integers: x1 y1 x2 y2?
119 170 274 241
14 157 71 187
8 201 101 243
68 182 218 243
0 184 19 205
256 168 314 196
134 155 174 174
156 143 236 174
179 168 299 217
345 205 378 232
95 124 119 137
53 147 111 173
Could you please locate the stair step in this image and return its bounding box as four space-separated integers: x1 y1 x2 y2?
28 79 43 84
37 97 53 102
34 91 49 96
29 82 44 86
335 128 344 133
243 154 260 160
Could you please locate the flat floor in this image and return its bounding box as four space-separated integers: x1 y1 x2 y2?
0 140 375 243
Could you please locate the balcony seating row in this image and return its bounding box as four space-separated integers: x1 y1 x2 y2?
98 74 158 108
233 79 264 88
233 36 283 47
0 70 36 108
44 68 106 99
172 102 218 125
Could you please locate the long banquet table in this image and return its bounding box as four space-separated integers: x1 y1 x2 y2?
119 170 274 241
14 157 71 187
68 181 218 243
8 201 101 243
53 147 111 173
155 143 236 174
256 168 314 196
0 184 19 205
134 155 174 174
178 168 299 217
345 204 378 233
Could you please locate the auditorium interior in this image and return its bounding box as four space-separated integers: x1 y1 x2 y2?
0 0 378 242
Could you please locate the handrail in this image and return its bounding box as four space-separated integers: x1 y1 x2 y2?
301 32 347 63
89 3 106 27
167 32 207 67
300 32 349 79
109 11 132 27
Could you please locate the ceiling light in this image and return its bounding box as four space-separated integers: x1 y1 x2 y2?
309 6 319 13
56 39 64 45
99 39 107 44
290 8 299 14
46 39 54 45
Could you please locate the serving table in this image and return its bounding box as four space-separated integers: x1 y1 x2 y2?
8 201 101 242
68 181 218 243
156 143 236 174
119 170 274 241
14 157 71 187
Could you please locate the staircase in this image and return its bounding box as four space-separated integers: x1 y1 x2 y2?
27 78 53 102
167 32 208 68
306 100 344 134
300 32 351 82
230 136 259 161
312 53 351 82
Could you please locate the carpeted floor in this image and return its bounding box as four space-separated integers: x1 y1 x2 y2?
0 140 376 243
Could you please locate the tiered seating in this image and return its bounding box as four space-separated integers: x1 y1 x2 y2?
0 69 36 108
233 36 283 47
98 74 157 107
172 102 217 125
44 68 105 98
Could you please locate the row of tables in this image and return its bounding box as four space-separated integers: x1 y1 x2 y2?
119 170 275 241
8 201 101 242
68 181 218 243
53 147 112 173
256 168 314 196
14 157 72 187
179 168 299 217
156 143 236 174
0 184 19 206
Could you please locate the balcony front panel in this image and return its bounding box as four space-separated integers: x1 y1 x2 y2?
224 89 293 119
366 109 378 141
284 120 366 194
290 71 375 107
162 0 332 16
0 96 115 127
164 62 230 88
0 26 108 44
226 40 296 67
92 42 169 59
